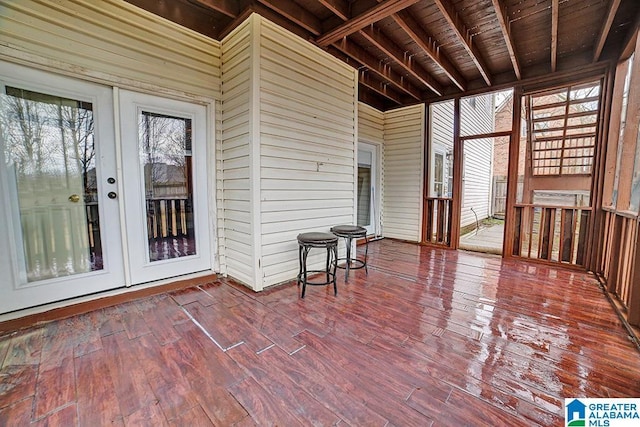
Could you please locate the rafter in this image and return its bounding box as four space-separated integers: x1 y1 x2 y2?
333 37 424 101
359 26 442 96
490 0 521 79
255 0 323 35
432 0 492 86
593 0 622 62
219 2 315 40
319 0 420 104
316 0 420 46
190 0 240 18
358 70 405 105
317 0 350 21
620 11 640 60
392 10 466 91
219 5 252 39
551 0 558 72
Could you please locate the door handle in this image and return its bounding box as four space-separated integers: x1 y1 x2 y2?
68 194 80 203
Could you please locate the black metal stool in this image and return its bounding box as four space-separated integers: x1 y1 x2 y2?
297 232 338 298
330 225 368 281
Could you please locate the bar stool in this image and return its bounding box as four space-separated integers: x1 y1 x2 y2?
297 232 338 298
330 225 368 281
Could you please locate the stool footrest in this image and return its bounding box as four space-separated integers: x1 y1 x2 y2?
297 231 338 298
330 225 369 282
296 270 336 286
335 258 366 270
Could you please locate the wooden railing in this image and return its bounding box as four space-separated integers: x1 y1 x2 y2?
600 208 640 326
512 204 591 266
423 197 453 246
86 202 101 253
17 197 192 278
146 198 192 240
87 199 192 251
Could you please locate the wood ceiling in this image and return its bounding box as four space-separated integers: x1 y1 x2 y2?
125 0 640 110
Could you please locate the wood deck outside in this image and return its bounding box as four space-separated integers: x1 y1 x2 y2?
1 239 639 426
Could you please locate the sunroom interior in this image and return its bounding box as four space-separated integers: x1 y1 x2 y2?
1 0 640 425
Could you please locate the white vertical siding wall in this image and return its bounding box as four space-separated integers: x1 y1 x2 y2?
429 101 454 197
220 19 254 286
358 102 385 231
460 95 495 227
460 95 494 136
219 15 357 290
0 0 221 100
259 18 357 287
383 105 425 242
0 0 222 275
359 102 385 144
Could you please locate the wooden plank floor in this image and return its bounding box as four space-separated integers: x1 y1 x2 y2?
1 239 640 426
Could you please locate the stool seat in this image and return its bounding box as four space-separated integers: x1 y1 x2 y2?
330 225 369 282
297 232 338 245
297 232 338 298
330 225 367 237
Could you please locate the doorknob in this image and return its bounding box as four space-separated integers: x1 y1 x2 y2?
68 194 80 203
108 192 117 199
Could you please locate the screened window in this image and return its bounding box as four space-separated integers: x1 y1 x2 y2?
526 81 601 176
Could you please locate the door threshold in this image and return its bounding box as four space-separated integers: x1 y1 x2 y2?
0 271 218 335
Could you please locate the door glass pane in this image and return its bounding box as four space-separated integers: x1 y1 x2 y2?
2 86 102 281
139 111 196 262
357 165 371 227
434 153 444 197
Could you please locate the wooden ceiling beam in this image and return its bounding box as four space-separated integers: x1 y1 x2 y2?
620 11 640 60
432 0 492 86
333 38 424 100
593 0 622 62
358 70 405 105
551 0 558 72
316 0 420 46
359 26 443 95
255 0 323 35
490 0 521 79
189 0 240 18
219 5 252 39
317 0 350 21
392 10 466 91
320 0 410 105
218 2 315 40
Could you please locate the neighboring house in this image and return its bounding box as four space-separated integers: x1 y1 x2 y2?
143 163 188 199
429 94 495 229
493 93 522 216
493 93 518 178
494 90 595 209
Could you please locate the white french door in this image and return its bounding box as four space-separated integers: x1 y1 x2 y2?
119 90 211 285
357 142 379 235
0 63 124 313
0 64 212 314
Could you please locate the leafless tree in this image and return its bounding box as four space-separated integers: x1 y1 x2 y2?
139 112 189 199
60 103 95 196
1 90 47 177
